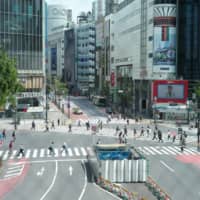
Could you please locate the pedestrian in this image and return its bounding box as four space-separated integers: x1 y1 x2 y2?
48 142 55 155
172 135 176 143
122 133 127 143
116 126 120 135
12 131 16 142
140 127 144 136
60 142 68 154
146 126 150 137
100 121 103 130
51 121 55 129
2 129 6 139
45 123 49 132
86 121 90 130
78 120 81 126
167 130 171 140
68 123 72 132
31 121 36 130
8 140 13 154
152 131 157 140
57 118 60 126
119 131 123 143
17 145 25 157
158 130 163 142
127 119 129 125
96 139 101 145
133 128 137 137
124 126 127 136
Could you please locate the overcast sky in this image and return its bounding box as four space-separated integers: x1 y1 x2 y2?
46 0 93 20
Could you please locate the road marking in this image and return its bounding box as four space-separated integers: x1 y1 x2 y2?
149 147 162 155
10 150 17 159
67 148 73 156
25 149 31 158
143 147 156 155
138 147 150 155
32 149 38 158
74 147 80 156
54 148 59 157
40 149 45 157
4 172 21 178
69 165 73 176
160 160 175 173
40 161 58 200
162 146 176 155
78 161 87 200
0 150 3 157
86 147 95 156
80 147 87 156
168 146 182 155
8 165 22 170
2 151 9 160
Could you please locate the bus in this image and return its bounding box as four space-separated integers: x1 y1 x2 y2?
92 96 106 107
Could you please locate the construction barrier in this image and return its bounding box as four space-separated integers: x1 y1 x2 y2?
145 176 171 200
97 176 140 200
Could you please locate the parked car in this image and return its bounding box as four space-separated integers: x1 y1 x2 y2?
72 107 83 115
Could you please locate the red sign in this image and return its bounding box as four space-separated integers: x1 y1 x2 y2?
152 80 188 104
110 72 115 87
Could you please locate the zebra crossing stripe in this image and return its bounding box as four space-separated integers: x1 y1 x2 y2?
181 148 196 155
80 147 87 156
67 148 73 156
143 147 156 155
168 146 182 155
138 147 150 155
25 149 31 158
32 149 38 158
74 148 80 156
156 147 170 155
2 151 9 160
54 148 59 157
162 146 176 155
10 150 17 159
190 148 200 154
0 150 3 157
40 149 45 158
149 147 162 155
86 147 95 156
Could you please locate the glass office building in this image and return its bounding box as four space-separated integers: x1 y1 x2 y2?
0 0 45 91
177 0 200 81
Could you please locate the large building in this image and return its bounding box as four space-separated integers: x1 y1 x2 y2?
76 12 96 95
0 0 46 92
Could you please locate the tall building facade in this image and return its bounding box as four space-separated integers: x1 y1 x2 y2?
76 12 96 95
176 0 200 96
0 0 45 91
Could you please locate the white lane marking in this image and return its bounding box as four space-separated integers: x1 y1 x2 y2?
40 149 45 158
32 149 38 158
162 146 176 155
2 151 9 160
143 147 156 155
4 172 21 178
25 149 31 158
10 150 17 159
149 147 162 155
86 147 95 156
74 148 80 156
168 146 182 155
8 165 22 170
160 160 175 173
54 148 59 157
67 148 73 156
80 147 87 156
138 147 150 155
40 161 58 200
0 150 3 157
78 161 87 200
69 165 73 176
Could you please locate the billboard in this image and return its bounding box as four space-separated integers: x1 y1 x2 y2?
152 80 188 104
153 4 176 73
51 47 57 71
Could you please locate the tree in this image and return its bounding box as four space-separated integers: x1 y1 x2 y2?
0 49 23 107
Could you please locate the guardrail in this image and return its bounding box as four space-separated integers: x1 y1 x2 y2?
145 176 171 200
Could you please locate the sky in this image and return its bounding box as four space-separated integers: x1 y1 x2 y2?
46 0 93 20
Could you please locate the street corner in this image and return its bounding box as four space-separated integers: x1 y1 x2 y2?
0 158 30 199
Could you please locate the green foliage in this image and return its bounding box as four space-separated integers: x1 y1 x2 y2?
0 49 21 106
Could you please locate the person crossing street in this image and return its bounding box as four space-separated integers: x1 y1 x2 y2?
17 145 25 157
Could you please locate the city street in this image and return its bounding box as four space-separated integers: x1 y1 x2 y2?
0 97 200 200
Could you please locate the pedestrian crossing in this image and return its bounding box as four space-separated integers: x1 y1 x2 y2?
137 146 200 156
0 146 95 161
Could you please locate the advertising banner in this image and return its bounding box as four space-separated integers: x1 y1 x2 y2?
153 4 176 73
51 47 57 71
152 80 188 104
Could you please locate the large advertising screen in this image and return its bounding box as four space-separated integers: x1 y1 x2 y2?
51 47 57 71
153 4 176 73
152 80 188 104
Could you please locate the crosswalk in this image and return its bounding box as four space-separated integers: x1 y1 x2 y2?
137 146 200 156
0 146 95 161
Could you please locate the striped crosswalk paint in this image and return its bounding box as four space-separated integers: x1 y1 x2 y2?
80 147 87 156
0 150 3 157
74 147 80 156
86 147 95 156
32 149 38 158
67 148 73 156
10 150 17 159
25 149 31 158
162 146 176 155
168 146 182 155
2 151 9 160
149 147 162 155
143 147 156 155
40 149 45 158
54 148 59 157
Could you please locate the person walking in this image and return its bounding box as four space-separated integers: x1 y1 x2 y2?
124 126 128 136
60 142 68 154
167 130 171 140
17 145 25 157
140 127 144 136
152 130 157 140
118 131 123 143
133 128 137 137
12 131 16 142
8 140 13 154
158 129 163 142
68 123 72 132
115 126 120 136
57 118 60 126
51 121 55 129
2 129 6 139
48 142 55 155
31 121 36 130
